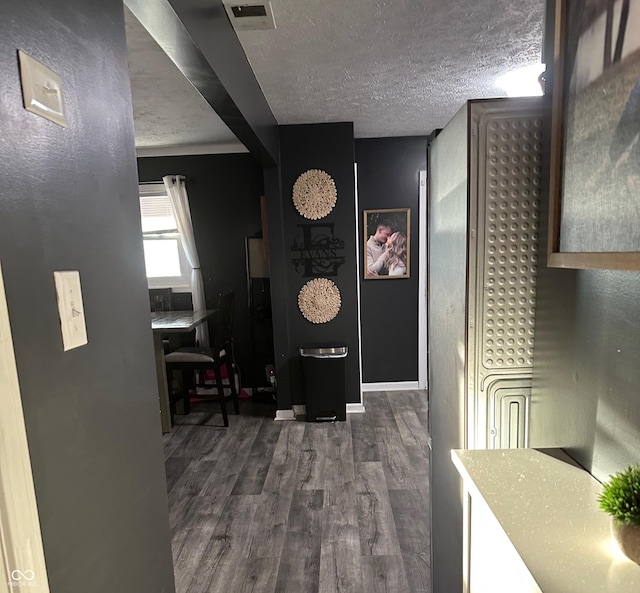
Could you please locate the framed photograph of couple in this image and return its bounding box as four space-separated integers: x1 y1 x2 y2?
363 208 410 279
549 0 640 270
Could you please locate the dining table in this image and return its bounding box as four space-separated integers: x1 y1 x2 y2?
151 309 216 433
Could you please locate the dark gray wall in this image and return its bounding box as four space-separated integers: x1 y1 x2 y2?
263 165 294 402
1 2 174 592
530 266 640 479
138 153 268 386
528 2 640 482
428 105 469 593
267 123 361 408
356 137 427 383
529 103 640 482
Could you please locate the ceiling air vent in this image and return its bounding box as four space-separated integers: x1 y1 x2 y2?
223 1 276 31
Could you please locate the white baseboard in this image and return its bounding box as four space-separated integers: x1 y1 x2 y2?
347 403 365 413
362 381 421 392
275 403 366 419
274 409 295 421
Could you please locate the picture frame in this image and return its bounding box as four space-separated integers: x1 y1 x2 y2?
363 208 410 279
549 0 640 270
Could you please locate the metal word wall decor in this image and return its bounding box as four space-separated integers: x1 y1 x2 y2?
291 223 345 277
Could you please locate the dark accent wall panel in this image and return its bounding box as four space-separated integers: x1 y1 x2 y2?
529 99 640 481
273 123 361 405
356 137 427 383
428 105 469 593
0 2 174 592
138 154 266 386
263 165 294 408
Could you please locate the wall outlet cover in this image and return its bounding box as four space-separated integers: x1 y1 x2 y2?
53 271 87 351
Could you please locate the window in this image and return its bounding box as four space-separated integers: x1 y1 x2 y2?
139 183 190 290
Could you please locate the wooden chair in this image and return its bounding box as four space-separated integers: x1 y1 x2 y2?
149 288 174 353
149 288 173 312
164 292 239 427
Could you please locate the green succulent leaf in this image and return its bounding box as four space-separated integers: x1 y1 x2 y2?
598 465 640 526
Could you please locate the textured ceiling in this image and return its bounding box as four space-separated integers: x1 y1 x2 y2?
124 7 247 155
125 0 546 151
236 0 546 138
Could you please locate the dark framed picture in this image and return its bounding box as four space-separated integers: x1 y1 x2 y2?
549 0 640 270
363 208 410 279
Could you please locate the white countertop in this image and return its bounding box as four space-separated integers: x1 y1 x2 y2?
452 448 640 593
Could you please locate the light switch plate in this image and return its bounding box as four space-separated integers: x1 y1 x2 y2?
18 50 67 127
53 271 87 351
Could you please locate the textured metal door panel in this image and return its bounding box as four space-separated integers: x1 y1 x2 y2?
467 98 543 450
499 392 528 449
484 377 532 449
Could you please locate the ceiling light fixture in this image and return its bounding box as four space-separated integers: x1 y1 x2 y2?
496 63 545 97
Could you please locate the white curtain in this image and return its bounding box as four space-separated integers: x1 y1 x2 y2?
163 175 209 346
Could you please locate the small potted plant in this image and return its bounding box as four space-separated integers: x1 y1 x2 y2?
598 464 640 564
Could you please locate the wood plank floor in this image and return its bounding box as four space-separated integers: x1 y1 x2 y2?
162 391 431 593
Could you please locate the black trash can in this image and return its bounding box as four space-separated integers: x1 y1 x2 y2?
299 344 348 422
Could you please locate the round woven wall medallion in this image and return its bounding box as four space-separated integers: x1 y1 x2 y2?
292 169 337 220
297 278 341 324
